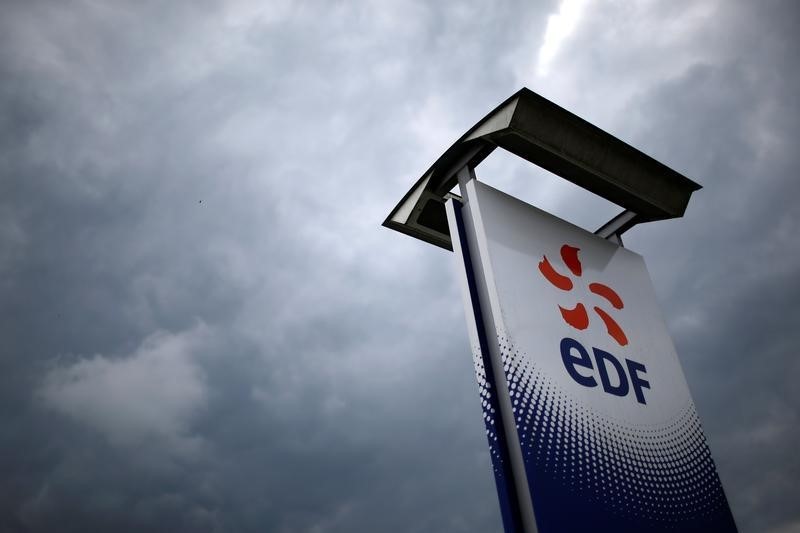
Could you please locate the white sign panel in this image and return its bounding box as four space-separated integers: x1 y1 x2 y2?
447 180 737 533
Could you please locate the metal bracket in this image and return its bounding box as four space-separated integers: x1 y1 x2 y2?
594 210 639 247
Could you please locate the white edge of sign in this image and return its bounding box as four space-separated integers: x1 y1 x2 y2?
447 179 539 533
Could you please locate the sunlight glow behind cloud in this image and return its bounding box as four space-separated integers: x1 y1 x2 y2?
537 0 590 76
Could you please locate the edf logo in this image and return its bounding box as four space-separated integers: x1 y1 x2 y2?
539 245 650 405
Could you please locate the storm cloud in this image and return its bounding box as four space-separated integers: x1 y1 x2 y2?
1 0 798 532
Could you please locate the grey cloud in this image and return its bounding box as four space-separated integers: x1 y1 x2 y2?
39 324 211 458
1 1 550 531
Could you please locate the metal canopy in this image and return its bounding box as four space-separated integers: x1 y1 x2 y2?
382 87 701 250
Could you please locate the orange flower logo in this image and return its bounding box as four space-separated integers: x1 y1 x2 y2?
538 244 628 346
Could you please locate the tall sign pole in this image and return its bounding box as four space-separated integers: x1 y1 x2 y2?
383 88 737 532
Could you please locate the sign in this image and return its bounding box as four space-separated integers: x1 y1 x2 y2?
446 179 737 532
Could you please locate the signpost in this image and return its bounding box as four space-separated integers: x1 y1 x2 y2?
383 88 737 532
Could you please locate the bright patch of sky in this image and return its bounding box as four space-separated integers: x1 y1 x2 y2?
537 0 590 76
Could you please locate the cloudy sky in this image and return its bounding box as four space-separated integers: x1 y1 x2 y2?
1 0 798 531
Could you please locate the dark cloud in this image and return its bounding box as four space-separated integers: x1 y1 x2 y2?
1 0 797 532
